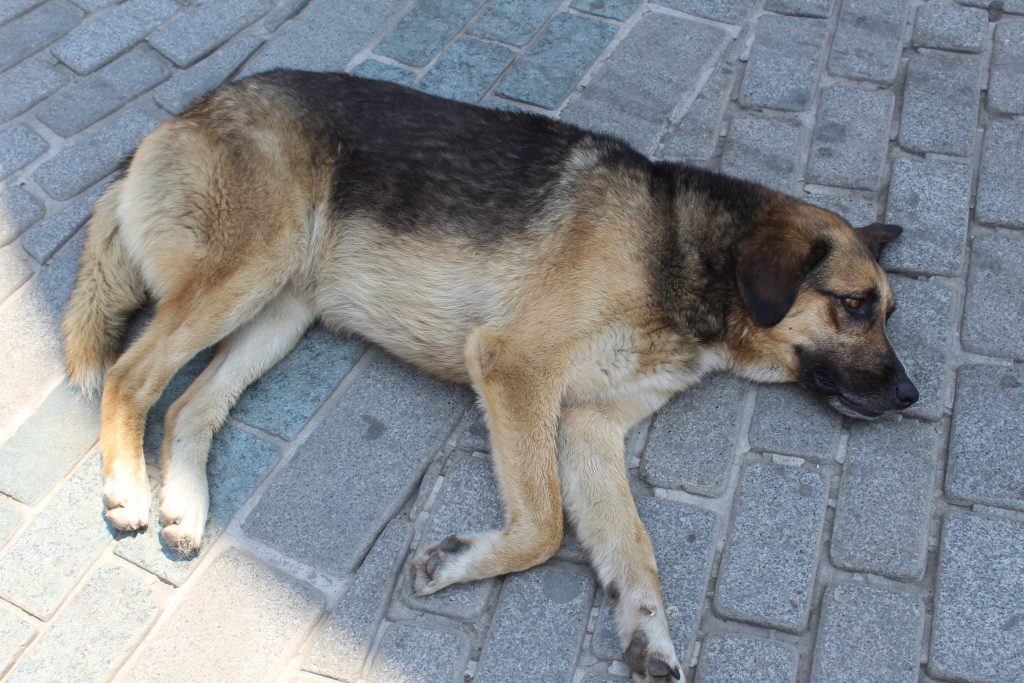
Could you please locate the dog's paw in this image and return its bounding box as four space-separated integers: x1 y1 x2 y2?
624 630 683 683
411 535 469 596
158 468 209 556
103 461 151 532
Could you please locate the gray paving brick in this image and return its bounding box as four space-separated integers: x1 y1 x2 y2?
36 46 170 137
22 182 106 263
52 0 177 74
243 352 468 577
148 0 270 67
0 124 48 181
661 63 735 162
496 12 617 109
0 184 45 246
829 0 909 84
963 233 1024 359
696 633 798 683
804 193 877 227
749 384 842 460
561 12 726 153
898 50 981 156
808 86 893 191
989 22 1024 114
365 623 471 683
154 34 262 114
569 0 641 20
720 114 805 194
0 244 32 302
714 463 826 632
376 0 488 68
976 119 1024 228
5 565 156 683
0 500 20 547
811 583 924 683
121 549 324 682
882 157 971 277
831 418 940 580
739 14 827 111
763 0 832 17
946 365 1024 510
0 60 67 123
640 374 747 497
419 37 515 104
70 0 118 10
914 2 987 53
262 0 306 31
33 108 158 201
959 0 1024 13
475 565 595 683
305 520 413 680
0 605 34 674
930 511 1024 682
468 0 561 47
0 1 82 72
0 0 45 24
658 0 755 23
349 58 417 86
0 454 109 619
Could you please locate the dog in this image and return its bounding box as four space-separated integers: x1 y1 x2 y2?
62 70 917 682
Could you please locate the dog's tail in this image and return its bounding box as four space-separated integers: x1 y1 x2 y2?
62 179 146 395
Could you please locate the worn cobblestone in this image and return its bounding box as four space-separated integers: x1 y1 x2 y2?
962 232 1024 359
662 63 736 163
989 22 1024 115
0 501 21 547
720 114 806 194
739 14 827 112
913 2 987 53
0 124 48 181
749 384 842 460
22 182 107 263
808 86 894 191
154 34 263 114
376 0 488 68
0 606 34 674
659 0 755 23
365 623 471 683
0 60 67 124
419 37 515 104
468 0 560 47
569 0 641 20
148 0 270 67
764 0 832 17
899 50 981 157
975 119 1024 228
0 1 82 73
52 0 177 74
0 245 32 303
0 184 45 246
696 633 798 683
349 58 417 86
829 0 909 84
805 192 877 226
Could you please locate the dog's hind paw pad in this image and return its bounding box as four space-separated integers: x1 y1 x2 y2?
411 534 469 596
103 467 151 532
625 630 683 683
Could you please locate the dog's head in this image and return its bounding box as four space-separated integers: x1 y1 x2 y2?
735 202 917 419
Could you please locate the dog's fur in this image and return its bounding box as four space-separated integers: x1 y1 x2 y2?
63 71 916 682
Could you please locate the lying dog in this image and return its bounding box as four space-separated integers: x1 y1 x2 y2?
63 70 917 682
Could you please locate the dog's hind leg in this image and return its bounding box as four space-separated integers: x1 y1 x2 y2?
158 287 313 553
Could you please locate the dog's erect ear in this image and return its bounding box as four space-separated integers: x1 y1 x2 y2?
855 223 902 261
736 228 830 328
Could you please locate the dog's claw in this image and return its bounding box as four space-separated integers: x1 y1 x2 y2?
425 552 443 577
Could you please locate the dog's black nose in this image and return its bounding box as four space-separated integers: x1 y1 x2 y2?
895 376 919 407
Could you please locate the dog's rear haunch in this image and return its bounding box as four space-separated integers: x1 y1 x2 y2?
63 70 916 683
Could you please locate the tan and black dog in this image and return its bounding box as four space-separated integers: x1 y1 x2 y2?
63 71 917 682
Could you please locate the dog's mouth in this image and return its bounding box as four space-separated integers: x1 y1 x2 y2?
812 370 884 420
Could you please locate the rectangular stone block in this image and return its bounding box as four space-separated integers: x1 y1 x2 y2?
661 63 735 162
496 12 617 109
348 59 416 87
0 185 45 246
365 623 471 683
763 0 832 17
0 244 32 302
242 352 468 578
959 0 1024 14
0 124 48 181
52 0 177 74
828 0 909 84
831 418 940 580
570 0 641 20
0 0 45 24
804 193 877 227
468 0 560 47
930 511 1024 682
0 501 21 547
305 520 413 680
154 34 263 114
913 2 987 52
714 463 827 632
0 60 67 123
812 583 924 683
5 565 157 683
658 0 755 23
808 86 893 190
561 12 726 153
882 157 971 277
22 182 107 264
375 0 487 67
739 14 827 111
0 605 34 674
976 120 1024 228
989 23 1024 114
898 50 981 156
0 1 82 72
419 37 515 104
697 633 798 683
720 114 806 194
946 365 1024 510
963 232 1024 359
749 383 842 460
120 549 324 682
148 0 270 67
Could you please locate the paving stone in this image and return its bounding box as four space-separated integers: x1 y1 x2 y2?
829 0 909 84
831 418 940 580
21 182 107 262
263 0 306 31
561 12 727 153
154 34 262 114
496 12 617 110
763 0 832 17
959 0 1024 13
243 352 468 578
808 86 894 191
749 383 842 460
0 124 48 181
0 606 34 674
5 565 157 683
886 276 954 420
0 0 45 24
348 58 417 86
946 365 1024 510
720 114 805 194
658 0 755 23
696 633 798 683
811 583 924 683
305 520 413 680
976 120 1024 228
37 45 170 137
914 2 987 52
244 0 404 74
963 233 1024 359
930 511 1024 682
804 193 877 227
376 0 488 68
364 623 471 683
0 244 32 302
0 454 109 619
121 549 324 682
475 565 595 683
0 60 67 123
70 0 118 10
52 0 178 74
0 1 82 72
882 157 971 277
569 0 641 20
898 50 981 156
468 0 561 47
33 108 158 201
233 326 366 440
661 63 736 162
640 374 747 497
738 14 827 111
419 37 515 104
989 22 1024 114
148 0 270 67
0 184 45 246
714 463 827 632
0 500 20 547
0 381 98 504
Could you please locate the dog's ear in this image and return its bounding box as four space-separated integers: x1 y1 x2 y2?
855 223 902 261
736 228 830 328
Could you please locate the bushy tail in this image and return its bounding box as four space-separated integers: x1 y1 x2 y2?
62 180 146 395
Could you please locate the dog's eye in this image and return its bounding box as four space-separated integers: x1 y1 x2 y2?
843 297 863 311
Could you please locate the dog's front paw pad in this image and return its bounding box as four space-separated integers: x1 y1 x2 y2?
625 631 682 682
412 535 468 596
103 468 151 532
158 476 209 556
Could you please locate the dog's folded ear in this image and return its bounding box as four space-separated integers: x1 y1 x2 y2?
855 223 902 261
736 226 830 328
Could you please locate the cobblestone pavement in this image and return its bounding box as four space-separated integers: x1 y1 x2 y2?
0 0 1022 681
